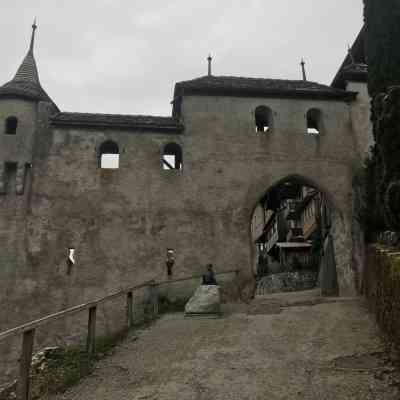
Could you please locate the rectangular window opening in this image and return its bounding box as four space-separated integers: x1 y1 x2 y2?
101 154 119 169
163 155 180 170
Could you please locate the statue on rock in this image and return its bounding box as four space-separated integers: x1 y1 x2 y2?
185 264 221 317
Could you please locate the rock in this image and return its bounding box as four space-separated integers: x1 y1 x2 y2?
185 285 221 315
31 347 63 372
256 271 318 295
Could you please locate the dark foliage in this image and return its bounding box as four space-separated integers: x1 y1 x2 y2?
364 0 400 234
364 148 386 239
364 0 400 97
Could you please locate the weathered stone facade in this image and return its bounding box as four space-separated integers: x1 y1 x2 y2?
364 245 400 351
0 25 373 381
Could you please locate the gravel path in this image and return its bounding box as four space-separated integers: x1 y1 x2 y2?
48 290 400 400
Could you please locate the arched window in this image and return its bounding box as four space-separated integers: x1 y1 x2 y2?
5 116 18 135
99 140 119 169
162 143 182 170
255 106 273 133
306 109 322 135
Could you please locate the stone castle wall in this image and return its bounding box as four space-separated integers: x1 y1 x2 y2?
0 89 372 381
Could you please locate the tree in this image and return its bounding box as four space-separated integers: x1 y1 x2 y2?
364 0 400 96
364 0 400 232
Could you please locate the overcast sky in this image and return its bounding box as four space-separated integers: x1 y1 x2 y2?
1 1 364 116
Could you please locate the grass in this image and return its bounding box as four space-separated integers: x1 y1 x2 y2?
158 295 188 313
31 347 92 399
29 321 154 398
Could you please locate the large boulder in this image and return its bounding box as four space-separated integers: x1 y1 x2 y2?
185 285 221 315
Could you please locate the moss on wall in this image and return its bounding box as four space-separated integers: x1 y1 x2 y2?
364 245 400 349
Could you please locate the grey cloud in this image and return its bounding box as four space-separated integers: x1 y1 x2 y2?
1 0 364 115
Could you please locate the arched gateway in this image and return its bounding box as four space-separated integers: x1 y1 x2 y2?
240 155 357 296
250 174 346 297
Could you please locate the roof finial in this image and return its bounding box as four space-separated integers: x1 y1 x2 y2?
29 18 37 53
207 54 212 76
347 44 355 65
300 58 307 81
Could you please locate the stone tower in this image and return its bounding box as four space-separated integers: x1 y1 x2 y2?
0 21 57 195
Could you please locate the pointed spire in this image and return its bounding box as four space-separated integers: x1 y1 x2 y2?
0 21 56 106
13 20 40 84
207 54 212 76
29 18 37 53
300 59 307 81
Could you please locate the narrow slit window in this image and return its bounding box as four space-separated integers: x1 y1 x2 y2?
307 109 322 135
68 248 75 265
162 143 182 170
99 140 119 169
66 248 75 275
5 116 18 135
255 106 273 133
166 249 175 277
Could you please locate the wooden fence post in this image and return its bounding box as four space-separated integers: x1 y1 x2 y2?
18 328 35 400
86 306 97 357
126 291 134 328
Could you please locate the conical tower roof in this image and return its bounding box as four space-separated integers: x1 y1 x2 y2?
13 50 40 84
0 21 56 106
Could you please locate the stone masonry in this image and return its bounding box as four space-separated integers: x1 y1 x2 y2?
0 24 372 381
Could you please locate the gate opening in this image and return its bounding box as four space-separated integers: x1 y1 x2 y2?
251 178 337 295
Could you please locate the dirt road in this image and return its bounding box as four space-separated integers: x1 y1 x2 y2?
49 290 400 400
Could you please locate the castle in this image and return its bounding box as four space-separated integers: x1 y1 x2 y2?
0 23 371 380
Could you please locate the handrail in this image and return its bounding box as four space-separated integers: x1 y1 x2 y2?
0 269 238 343
0 268 238 399
0 280 153 343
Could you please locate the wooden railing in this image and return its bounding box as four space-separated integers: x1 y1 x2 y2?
0 269 238 400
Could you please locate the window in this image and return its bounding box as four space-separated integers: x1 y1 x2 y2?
162 143 182 170
66 248 75 275
5 116 18 135
255 106 273 133
306 109 322 135
166 249 175 277
68 248 76 264
99 140 119 169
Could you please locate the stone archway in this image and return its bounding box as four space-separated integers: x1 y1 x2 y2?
247 174 355 297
